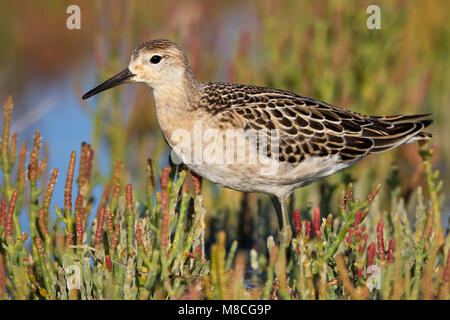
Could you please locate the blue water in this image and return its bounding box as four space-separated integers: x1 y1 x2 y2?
7 74 106 239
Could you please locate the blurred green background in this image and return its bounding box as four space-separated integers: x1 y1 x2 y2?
0 0 448 246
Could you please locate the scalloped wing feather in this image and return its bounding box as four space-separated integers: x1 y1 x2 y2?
198 82 433 165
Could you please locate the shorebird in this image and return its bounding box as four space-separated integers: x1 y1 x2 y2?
82 39 432 244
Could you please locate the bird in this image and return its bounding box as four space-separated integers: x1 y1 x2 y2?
82 39 432 245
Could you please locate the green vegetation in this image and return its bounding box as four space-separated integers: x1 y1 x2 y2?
0 97 448 299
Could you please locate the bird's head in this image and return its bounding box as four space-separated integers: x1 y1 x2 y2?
82 39 192 100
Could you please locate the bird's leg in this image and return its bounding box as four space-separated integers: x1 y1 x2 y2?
271 196 292 246
279 196 293 245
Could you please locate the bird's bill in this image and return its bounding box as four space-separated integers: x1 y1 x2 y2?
82 68 135 100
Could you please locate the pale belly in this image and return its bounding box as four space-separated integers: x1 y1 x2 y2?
172 145 351 199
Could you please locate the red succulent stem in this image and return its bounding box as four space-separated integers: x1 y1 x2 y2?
35 237 44 256
359 233 368 253
367 242 376 270
105 206 113 238
305 221 311 239
94 207 105 249
74 193 83 215
161 167 171 190
105 255 113 271
9 133 16 166
195 245 202 258
357 268 363 279
360 208 369 223
43 168 58 211
313 207 322 238
366 185 381 202
422 209 434 240
65 232 73 248
64 152 76 234
111 161 122 205
110 224 120 253
355 230 361 242
186 252 195 259
76 208 84 245
387 239 394 263
191 171 201 196
377 221 386 261
0 199 6 230
28 131 41 184
126 183 133 213
136 224 143 248
5 190 18 244
345 234 352 245
17 142 27 191
38 207 49 238
293 209 301 234
354 210 362 228
125 184 134 252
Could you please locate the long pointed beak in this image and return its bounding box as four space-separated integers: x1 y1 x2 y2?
82 68 135 100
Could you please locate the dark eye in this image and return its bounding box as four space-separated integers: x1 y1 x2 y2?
150 55 162 64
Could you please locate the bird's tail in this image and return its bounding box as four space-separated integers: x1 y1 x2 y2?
366 114 433 154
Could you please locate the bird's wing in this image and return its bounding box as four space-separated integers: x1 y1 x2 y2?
198 82 432 164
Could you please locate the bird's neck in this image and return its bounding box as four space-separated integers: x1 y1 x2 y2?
151 69 201 140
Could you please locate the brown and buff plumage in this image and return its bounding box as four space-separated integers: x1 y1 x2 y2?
197 82 432 163
83 39 433 244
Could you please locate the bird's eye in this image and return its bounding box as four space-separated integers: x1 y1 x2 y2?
150 55 162 64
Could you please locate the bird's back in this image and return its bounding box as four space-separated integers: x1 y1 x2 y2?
196 82 432 165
